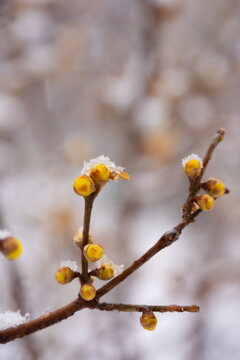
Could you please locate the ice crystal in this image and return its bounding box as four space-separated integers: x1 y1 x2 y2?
0 229 11 240
60 260 78 272
181 153 203 168
96 255 124 277
81 155 124 176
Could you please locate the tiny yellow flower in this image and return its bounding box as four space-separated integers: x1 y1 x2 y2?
196 194 215 211
96 264 114 280
202 178 225 198
90 164 111 185
184 159 201 178
83 244 103 262
73 174 96 197
80 283 96 301
182 154 202 179
56 267 75 284
140 312 157 331
0 237 22 260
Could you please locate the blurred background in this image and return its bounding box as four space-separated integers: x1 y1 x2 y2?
0 0 239 359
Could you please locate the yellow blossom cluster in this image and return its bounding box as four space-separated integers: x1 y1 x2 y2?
73 155 129 197
182 154 226 212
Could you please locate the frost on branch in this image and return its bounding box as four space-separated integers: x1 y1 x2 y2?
0 311 30 331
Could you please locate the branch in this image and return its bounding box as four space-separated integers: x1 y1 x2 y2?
0 129 227 343
0 298 85 344
96 221 188 299
90 302 200 313
0 217 196 343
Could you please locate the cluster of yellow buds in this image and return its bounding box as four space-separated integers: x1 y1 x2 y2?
140 311 157 331
182 154 226 212
57 156 128 302
73 155 129 197
0 230 22 260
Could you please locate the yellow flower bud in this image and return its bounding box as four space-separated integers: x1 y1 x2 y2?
56 267 75 284
0 237 22 260
202 178 225 198
90 164 110 185
96 264 114 280
80 283 96 301
184 159 202 179
83 244 103 262
74 230 93 248
196 194 215 211
140 312 157 331
73 174 96 197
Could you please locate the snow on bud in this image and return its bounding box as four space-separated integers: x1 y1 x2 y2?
182 154 202 179
96 255 124 277
202 178 225 198
73 228 93 248
140 311 157 331
81 155 129 185
83 244 103 262
0 236 22 260
55 267 75 284
96 264 114 280
73 174 96 197
196 194 215 211
80 283 96 301
90 164 111 186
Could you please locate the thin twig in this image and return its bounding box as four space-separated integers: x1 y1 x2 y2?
89 302 200 313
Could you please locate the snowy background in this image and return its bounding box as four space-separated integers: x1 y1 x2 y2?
0 0 239 359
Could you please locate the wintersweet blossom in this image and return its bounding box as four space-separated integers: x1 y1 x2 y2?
96 255 124 277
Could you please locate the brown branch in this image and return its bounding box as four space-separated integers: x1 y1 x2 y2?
89 302 200 313
81 193 95 283
0 129 226 343
0 298 86 344
0 216 198 343
202 128 225 173
95 216 199 299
